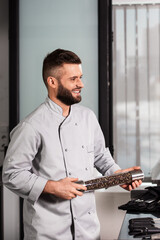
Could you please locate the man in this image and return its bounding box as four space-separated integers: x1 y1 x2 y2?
3 49 142 240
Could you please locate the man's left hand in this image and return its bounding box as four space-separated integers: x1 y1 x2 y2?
115 166 142 191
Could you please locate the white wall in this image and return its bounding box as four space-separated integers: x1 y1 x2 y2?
3 189 20 240
95 189 130 240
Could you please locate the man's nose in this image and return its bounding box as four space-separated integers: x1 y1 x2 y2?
76 79 84 88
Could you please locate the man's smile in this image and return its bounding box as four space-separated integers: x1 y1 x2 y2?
72 89 81 96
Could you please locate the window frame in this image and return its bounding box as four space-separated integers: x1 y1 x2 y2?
98 0 114 156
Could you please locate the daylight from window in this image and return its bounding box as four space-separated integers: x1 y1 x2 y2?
113 0 160 179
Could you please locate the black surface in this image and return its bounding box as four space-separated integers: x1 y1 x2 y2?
0 168 3 240
98 0 114 156
9 0 19 132
118 212 160 240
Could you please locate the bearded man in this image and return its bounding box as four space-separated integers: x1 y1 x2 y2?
3 49 142 240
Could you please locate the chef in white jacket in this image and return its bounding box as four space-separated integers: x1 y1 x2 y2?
3 49 142 240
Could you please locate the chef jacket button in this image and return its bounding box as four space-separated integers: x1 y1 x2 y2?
68 172 72 175
74 217 77 220
65 149 68 152
82 145 84 148
85 167 88 171
88 211 91 214
75 123 78 126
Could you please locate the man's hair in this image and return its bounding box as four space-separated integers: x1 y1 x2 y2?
42 48 82 87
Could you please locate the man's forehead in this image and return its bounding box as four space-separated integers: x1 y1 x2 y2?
62 63 82 69
62 63 82 75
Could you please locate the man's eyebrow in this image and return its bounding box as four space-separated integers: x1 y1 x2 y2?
69 74 83 79
69 76 77 78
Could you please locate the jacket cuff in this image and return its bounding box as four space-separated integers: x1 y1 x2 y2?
28 176 48 204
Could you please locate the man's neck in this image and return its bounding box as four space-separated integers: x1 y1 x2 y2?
48 95 70 117
62 105 70 117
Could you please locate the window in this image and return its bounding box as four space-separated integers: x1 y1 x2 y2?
112 0 160 179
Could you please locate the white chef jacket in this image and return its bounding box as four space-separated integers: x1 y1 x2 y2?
2 97 120 240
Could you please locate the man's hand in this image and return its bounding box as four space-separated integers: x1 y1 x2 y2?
43 177 87 200
115 166 142 191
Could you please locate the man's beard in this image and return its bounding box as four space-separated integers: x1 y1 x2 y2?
57 81 82 106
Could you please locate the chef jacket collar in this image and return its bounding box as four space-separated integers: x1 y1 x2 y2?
46 96 72 118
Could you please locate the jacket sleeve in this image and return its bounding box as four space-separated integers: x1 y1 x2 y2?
91 112 121 176
2 122 48 205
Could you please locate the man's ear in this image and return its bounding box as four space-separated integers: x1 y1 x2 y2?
47 77 57 88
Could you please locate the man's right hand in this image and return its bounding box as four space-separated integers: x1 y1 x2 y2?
43 177 87 200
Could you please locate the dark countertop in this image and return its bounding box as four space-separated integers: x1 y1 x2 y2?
118 212 160 240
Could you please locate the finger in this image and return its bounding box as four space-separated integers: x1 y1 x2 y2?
132 166 141 171
73 182 87 191
69 193 77 200
120 184 129 191
132 179 142 188
125 166 141 172
119 166 141 174
69 178 87 190
70 185 86 196
69 188 84 198
136 179 142 187
128 185 132 191
133 180 140 188
74 189 83 196
131 181 137 189
120 184 127 188
69 178 79 182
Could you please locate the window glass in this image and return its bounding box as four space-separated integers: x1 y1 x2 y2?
113 2 160 179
